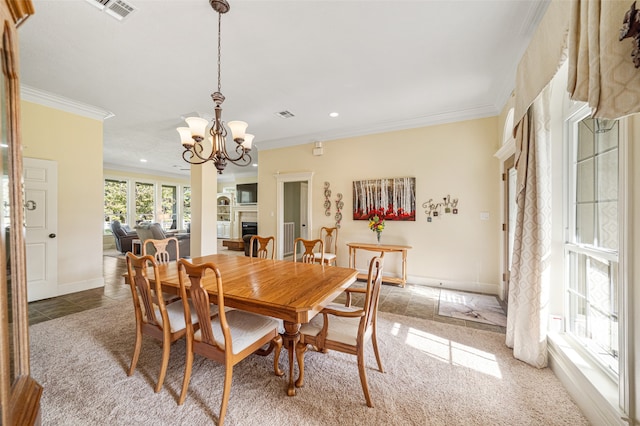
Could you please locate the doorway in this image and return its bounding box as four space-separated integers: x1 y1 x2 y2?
275 172 313 260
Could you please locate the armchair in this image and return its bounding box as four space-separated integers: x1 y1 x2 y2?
135 222 190 259
110 220 138 253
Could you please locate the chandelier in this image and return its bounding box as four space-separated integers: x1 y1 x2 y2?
177 0 253 174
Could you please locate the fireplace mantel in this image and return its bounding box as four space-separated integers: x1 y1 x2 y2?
232 204 258 239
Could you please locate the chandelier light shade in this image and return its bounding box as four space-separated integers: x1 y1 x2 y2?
178 0 253 174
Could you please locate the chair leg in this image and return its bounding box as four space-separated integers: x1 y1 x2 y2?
294 342 308 387
273 335 284 376
128 322 143 376
357 348 373 407
178 339 194 405
155 335 171 393
371 325 384 373
219 365 233 426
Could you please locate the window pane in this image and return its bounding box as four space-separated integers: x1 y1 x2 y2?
597 201 618 250
596 149 618 201
104 179 128 233
576 158 594 202
576 203 594 245
577 120 594 160
161 185 177 230
135 182 155 223
182 186 191 230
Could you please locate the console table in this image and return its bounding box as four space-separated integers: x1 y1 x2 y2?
347 242 411 287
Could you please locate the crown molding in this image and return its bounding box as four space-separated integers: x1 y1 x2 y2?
20 85 115 121
258 103 499 151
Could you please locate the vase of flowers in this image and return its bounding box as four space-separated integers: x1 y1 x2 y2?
368 214 385 245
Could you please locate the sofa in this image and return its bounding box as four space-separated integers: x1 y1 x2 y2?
243 234 258 257
110 220 138 253
135 222 190 260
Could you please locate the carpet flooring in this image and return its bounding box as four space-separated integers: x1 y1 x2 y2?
29 301 588 425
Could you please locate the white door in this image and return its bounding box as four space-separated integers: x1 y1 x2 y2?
299 182 308 239
24 158 58 302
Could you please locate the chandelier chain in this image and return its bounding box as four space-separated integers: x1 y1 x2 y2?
217 11 222 93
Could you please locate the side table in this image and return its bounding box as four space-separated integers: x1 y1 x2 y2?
347 242 412 287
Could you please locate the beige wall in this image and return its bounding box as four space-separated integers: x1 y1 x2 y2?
21 101 104 295
258 117 501 293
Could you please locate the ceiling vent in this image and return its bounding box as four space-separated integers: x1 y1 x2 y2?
85 0 136 21
274 110 295 119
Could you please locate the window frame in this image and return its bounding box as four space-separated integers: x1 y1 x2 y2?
563 104 630 409
103 175 190 234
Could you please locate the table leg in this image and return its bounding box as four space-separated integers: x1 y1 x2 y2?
401 249 407 287
282 321 301 396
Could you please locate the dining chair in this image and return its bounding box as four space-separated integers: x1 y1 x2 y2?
125 252 201 393
313 226 338 266
176 259 283 425
249 235 276 259
142 236 179 263
293 238 324 264
295 255 385 407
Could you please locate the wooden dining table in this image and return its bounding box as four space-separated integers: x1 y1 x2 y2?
141 254 358 396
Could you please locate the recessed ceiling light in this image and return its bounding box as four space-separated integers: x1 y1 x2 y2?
140 159 147 163
252 163 258 167
329 112 339 118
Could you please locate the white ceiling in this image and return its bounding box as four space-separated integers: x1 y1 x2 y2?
18 0 549 182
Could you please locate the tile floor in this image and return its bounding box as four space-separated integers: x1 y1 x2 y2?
28 245 506 334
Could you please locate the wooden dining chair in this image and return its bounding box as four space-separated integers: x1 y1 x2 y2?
125 252 200 393
249 235 275 259
142 237 181 304
142 237 179 263
295 256 385 407
176 259 283 425
314 226 338 266
293 238 324 264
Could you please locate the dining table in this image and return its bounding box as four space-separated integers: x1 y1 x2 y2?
139 253 358 396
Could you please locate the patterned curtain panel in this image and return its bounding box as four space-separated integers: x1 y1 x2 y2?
568 0 640 119
505 86 552 369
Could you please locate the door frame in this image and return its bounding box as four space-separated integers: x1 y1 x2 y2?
275 172 313 260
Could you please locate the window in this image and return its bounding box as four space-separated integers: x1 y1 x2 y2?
104 179 128 234
135 182 155 224
182 186 191 230
161 185 177 230
565 115 620 378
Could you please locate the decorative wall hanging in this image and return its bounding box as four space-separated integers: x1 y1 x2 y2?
323 181 332 216
353 177 416 221
620 1 640 68
335 193 343 228
422 195 459 222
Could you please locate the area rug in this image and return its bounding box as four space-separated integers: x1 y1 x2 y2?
29 301 586 425
438 289 507 327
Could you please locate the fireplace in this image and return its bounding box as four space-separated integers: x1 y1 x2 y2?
241 221 258 237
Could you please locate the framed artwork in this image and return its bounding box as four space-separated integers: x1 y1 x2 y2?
353 177 416 221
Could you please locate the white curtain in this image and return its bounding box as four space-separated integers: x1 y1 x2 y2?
505 86 552 369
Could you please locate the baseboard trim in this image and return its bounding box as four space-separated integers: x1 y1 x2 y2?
56 277 105 297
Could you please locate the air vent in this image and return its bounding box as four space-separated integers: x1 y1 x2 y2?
274 110 295 119
85 0 136 21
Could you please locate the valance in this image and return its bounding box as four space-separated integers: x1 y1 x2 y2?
513 0 571 132
568 0 640 119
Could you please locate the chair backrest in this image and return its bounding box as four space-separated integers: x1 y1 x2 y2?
178 259 231 353
320 227 338 255
143 237 179 264
125 252 167 328
362 256 385 332
249 235 275 259
293 238 324 264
